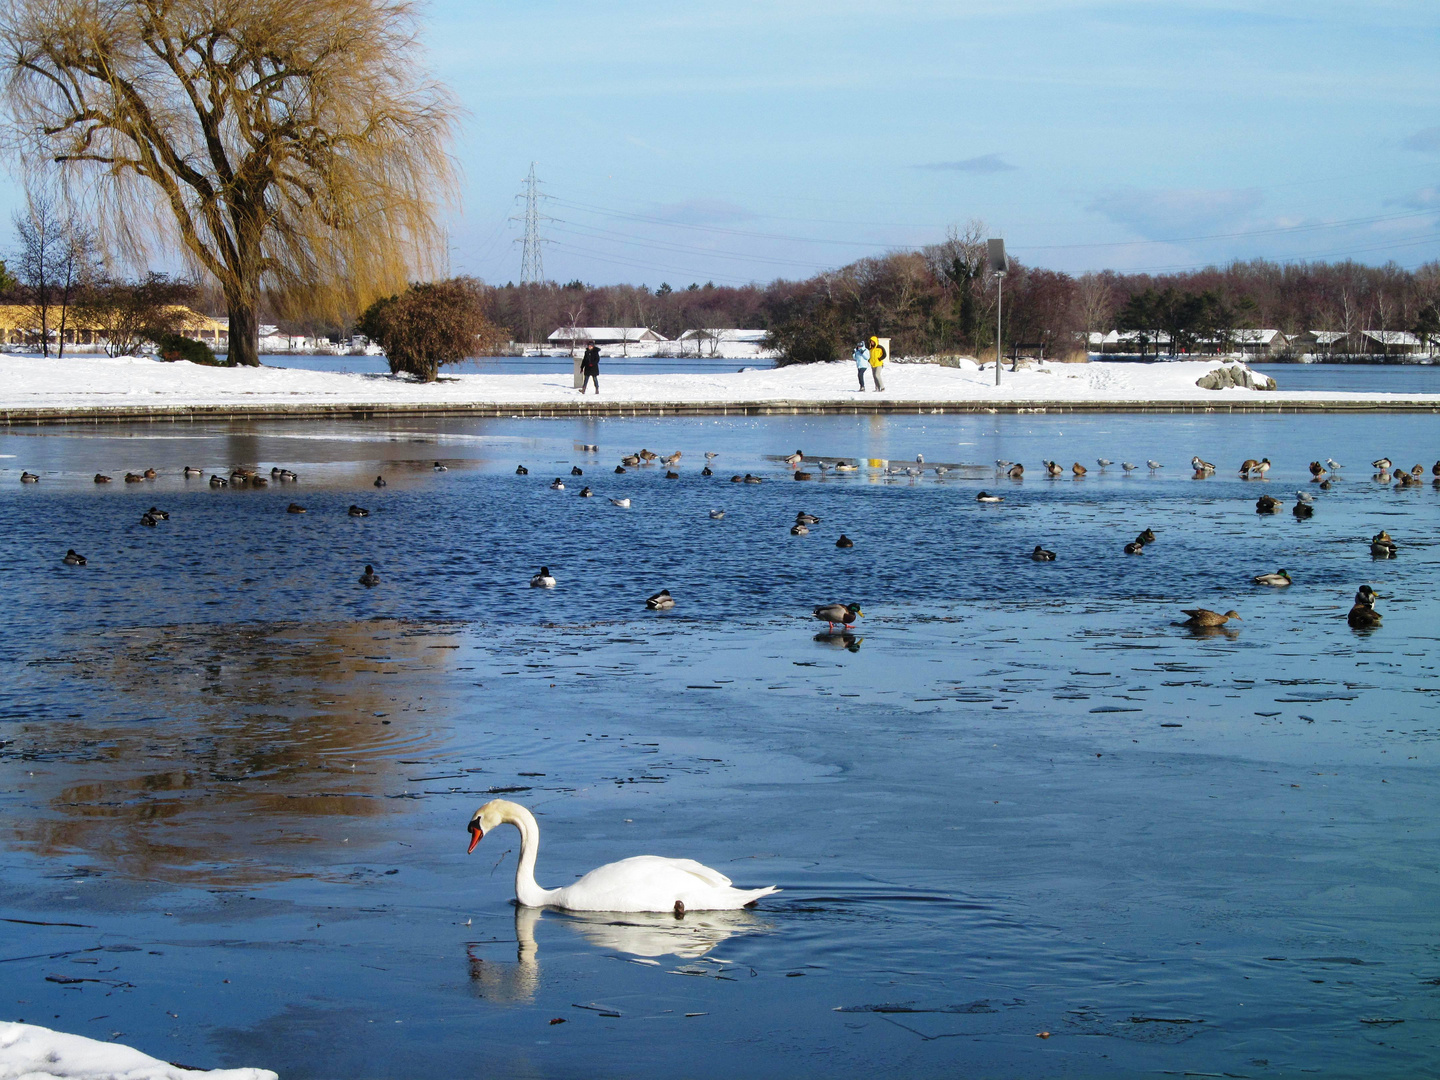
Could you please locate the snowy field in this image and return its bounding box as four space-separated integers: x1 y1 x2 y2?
0 1022 275 1080
2 355 1436 415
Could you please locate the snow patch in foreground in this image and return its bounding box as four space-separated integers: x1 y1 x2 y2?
0 1022 276 1080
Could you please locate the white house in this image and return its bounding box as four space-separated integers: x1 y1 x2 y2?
547 327 668 347
673 328 774 359
1360 330 1425 356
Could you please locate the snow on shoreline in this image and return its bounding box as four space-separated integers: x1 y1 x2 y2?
0 1021 275 1080
0 355 1433 412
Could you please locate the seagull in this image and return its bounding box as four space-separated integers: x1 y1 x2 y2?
915 454 925 464
1122 462 1138 472
1147 460 1163 470
1097 458 1112 468
934 466 949 478
609 497 631 508
1191 456 1215 472
1326 458 1343 471
704 452 718 462
530 566 557 588
1295 490 1313 503
995 459 1012 469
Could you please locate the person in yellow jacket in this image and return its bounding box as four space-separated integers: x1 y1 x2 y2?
867 335 886 392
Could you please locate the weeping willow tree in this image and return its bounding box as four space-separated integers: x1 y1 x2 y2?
0 0 457 366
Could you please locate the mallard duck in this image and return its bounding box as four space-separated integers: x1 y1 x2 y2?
1124 541 1145 554
578 486 593 497
1136 528 1156 544
143 468 157 479
278 469 298 481
1308 461 1326 476
349 505 369 516
1415 464 1427 477
1097 458 1112 468
646 589 675 610
609 497 631 508
665 470 679 479
790 523 809 535
209 474 228 487
701 466 713 476
743 474 762 484
1395 470 1420 487
782 451 803 467
1253 458 1270 476
184 465 203 476
62 549 87 566
374 475 386 487
730 474 744 482
976 491 1003 503
1292 499 1313 518
1147 459 1163 471
1181 608 1241 627
1354 585 1377 606
621 455 640 467
1044 460 1063 477
434 461 449 472
1371 457 1391 470
796 512 820 525
836 534 854 548
1348 600 1382 628
1192 456 1215 472
146 507 169 520
1253 569 1292 586
1072 462 1087 476
516 465 530 475
662 452 682 467
1031 545 1056 561
251 474 269 487
570 466 583 476
1370 535 1397 558
287 502 306 513
530 566 557 588
140 512 158 527
1433 461 1440 477
639 449 658 463
795 468 816 481
709 510 725 519
550 478 565 490
814 602 862 630
1256 494 1280 513
125 472 144 483
1121 462 1138 472
359 564 381 587
94 473 111 483
834 462 857 472
1240 458 1260 474
1008 463 1024 479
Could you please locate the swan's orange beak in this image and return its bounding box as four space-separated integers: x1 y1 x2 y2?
467 824 483 854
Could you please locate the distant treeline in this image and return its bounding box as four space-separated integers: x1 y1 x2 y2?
478 224 1440 363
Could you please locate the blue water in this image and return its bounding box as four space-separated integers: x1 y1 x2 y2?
1 412 1438 1079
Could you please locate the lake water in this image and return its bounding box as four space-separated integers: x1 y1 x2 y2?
2 412 1438 1079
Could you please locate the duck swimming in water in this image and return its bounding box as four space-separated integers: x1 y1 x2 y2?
836 534 854 548
287 502 306 514
1008 463 1025 479
434 462 448 472
530 566 557 588
1136 528 1156 545
1256 494 1280 514
834 461 857 472
571 466 583 476
1031 545 1056 561
349 505 369 517
701 466 713 476
1181 608 1241 627
359 564 381 587
1348 588 1381 628
709 510 725 519
516 465 529 475
790 523 809 535
1292 498 1314 518
374 475 387 487
550 478 565 490
795 512 820 525
1253 569 1292 586
1370 530 1397 558
210 474 228 487
94 473 111 483
62 549 87 566
578 486 593 497
645 589 675 610
813 602 862 631
976 491 1003 502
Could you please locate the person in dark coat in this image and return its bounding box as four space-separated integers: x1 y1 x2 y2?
581 343 601 394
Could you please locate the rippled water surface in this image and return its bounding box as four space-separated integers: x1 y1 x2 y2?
1 412 1438 1079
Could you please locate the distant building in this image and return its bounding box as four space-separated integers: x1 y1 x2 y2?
1360 330 1425 356
1227 329 1287 356
1088 330 1172 355
1289 330 1348 355
675 328 772 358
547 327 668 347
0 304 226 350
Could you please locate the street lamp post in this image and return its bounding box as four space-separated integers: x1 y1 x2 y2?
987 238 1008 387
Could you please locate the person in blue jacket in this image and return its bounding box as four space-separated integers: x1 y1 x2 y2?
852 340 870 390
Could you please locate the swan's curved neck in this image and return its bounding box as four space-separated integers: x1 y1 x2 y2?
501 802 554 907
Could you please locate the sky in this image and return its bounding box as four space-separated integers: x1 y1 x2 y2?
5 0 1439 288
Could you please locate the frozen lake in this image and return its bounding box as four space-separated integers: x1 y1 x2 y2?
1 412 1437 1078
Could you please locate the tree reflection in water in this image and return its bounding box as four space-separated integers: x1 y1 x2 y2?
2 619 464 885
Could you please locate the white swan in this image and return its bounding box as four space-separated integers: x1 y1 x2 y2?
466 799 780 913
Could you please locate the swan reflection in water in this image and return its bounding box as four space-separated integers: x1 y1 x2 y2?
467 904 771 1003
814 631 864 652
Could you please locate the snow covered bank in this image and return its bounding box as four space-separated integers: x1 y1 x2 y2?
0 355 1435 417
0 1022 275 1080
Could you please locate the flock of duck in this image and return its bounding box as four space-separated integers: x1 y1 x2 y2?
24 446 1431 636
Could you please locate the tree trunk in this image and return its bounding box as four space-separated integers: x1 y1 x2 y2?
227 296 259 367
